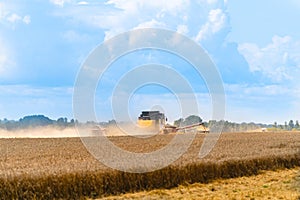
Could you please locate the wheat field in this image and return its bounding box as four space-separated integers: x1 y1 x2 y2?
102 167 300 200
0 131 299 199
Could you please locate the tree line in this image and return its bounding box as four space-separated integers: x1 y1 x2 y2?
174 115 265 132
174 115 300 132
0 115 77 130
1 114 299 132
272 120 300 131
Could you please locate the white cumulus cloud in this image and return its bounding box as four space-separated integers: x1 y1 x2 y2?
195 8 227 42
197 0 218 5
106 0 189 16
23 15 31 24
0 3 31 25
103 0 190 39
51 0 228 42
7 13 21 23
53 0 192 40
49 0 71 7
134 19 165 29
77 1 89 5
238 35 300 82
6 13 31 25
176 24 189 35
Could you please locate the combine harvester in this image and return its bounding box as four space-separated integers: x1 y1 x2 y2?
137 111 209 134
91 111 209 136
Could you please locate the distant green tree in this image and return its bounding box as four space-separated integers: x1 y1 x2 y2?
19 115 53 128
295 120 300 129
174 118 184 127
279 125 284 130
57 117 65 126
108 119 116 125
288 120 294 130
284 121 288 130
183 115 202 126
173 115 202 127
273 122 277 128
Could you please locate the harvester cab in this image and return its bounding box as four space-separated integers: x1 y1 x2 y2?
137 111 165 132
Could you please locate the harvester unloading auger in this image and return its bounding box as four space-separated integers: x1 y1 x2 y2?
137 111 209 134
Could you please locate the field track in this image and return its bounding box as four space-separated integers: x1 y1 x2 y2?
0 132 299 199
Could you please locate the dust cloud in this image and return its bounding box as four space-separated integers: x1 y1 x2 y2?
0 124 159 138
0 127 80 138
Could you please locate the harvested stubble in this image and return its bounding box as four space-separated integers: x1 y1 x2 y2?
0 132 299 199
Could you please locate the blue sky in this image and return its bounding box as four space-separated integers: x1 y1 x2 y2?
0 0 299 124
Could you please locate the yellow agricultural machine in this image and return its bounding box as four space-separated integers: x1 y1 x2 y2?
137 111 209 134
137 111 166 131
91 111 209 136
